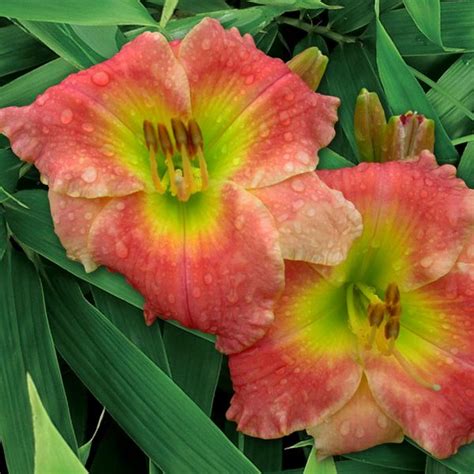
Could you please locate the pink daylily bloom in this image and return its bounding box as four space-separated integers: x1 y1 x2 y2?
0 18 362 353
228 152 474 456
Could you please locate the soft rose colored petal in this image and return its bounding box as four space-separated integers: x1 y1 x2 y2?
252 172 362 265
177 18 339 188
227 261 362 437
364 242 474 458
88 182 284 354
318 151 474 290
0 32 191 198
308 377 403 459
49 190 110 272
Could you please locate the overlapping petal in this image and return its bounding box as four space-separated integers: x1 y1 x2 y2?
318 151 474 290
364 236 474 458
252 173 362 265
0 32 191 198
227 261 362 437
307 377 403 459
177 18 340 188
85 182 284 354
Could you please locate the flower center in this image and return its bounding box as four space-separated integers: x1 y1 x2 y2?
346 281 441 392
143 118 209 201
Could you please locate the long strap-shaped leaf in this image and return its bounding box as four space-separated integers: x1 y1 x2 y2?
0 248 77 474
44 269 258 473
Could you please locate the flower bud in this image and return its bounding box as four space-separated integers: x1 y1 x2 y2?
287 47 328 91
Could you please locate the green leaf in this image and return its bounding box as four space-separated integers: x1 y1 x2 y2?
248 0 336 9
0 211 7 261
0 0 156 26
160 0 179 28
254 22 279 53
44 269 258 473
92 287 171 374
336 460 413 474
0 148 22 193
426 53 474 139
242 437 282 472
343 442 426 471
0 24 55 77
304 447 337 474
19 21 121 69
457 140 474 189
425 456 455 474
77 409 105 465
27 374 87 474
403 0 442 47
317 148 355 169
379 2 474 56
4 189 214 344
0 248 77 474
318 42 390 161
375 8 458 163
163 324 222 415
0 58 75 108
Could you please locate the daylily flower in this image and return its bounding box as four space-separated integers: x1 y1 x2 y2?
0 19 362 353
227 151 474 456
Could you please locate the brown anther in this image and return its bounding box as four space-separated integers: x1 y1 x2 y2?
368 302 385 328
387 301 402 319
188 119 204 151
171 118 189 152
384 282 400 306
143 120 158 152
157 124 174 156
384 318 400 340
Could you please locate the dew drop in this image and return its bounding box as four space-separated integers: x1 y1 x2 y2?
67 211 75 221
305 207 316 217
420 256 433 268
284 91 294 102
168 294 176 304
116 201 126 211
42 126 50 134
201 39 211 50
291 179 305 192
60 109 74 124
84 212 93 220
37 94 49 106
115 241 129 259
82 123 94 133
204 273 213 285
292 199 305 211
355 426 365 438
59 200 66 210
259 125 270 138
339 420 351 436
244 74 255 85
234 215 245 230
92 71 110 86
81 167 97 183
284 132 293 142
377 415 388 429
192 287 201 298
284 162 294 173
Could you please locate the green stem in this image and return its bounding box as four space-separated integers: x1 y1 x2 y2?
278 17 356 44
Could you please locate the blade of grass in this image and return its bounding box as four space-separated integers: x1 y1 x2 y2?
375 2 458 163
44 269 258 473
0 0 156 26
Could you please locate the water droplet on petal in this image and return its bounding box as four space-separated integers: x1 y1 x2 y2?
292 199 305 210
284 162 294 173
167 293 176 304
204 273 213 285
377 415 388 429
116 201 126 211
291 179 305 192
339 420 351 436
81 167 97 183
67 211 75 221
201 39 211 50
84 212 93 220
82 123 94 133
244 74 255 85
284 132 293 142
355 426 365 438
92 71 110 86
192 287 201 298
420 256 433 268
60 109 73 124
115 241 128 258
234 215 245 230
37 94 49 106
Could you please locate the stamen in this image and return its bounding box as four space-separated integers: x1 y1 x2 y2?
172 119 194 200
188 119 209 190
367 302 385 349
157 124 178 197
384 282 400 307
392 348 441 392
143 120 165 194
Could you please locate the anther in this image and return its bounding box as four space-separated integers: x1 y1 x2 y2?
188 119 208 190
171 118 189 151
143 121 164 194
368 303 385 328
384 318 400 341
384 283 400 306
157 124 178 196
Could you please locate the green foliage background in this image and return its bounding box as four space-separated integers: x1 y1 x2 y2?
0 0 473 473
